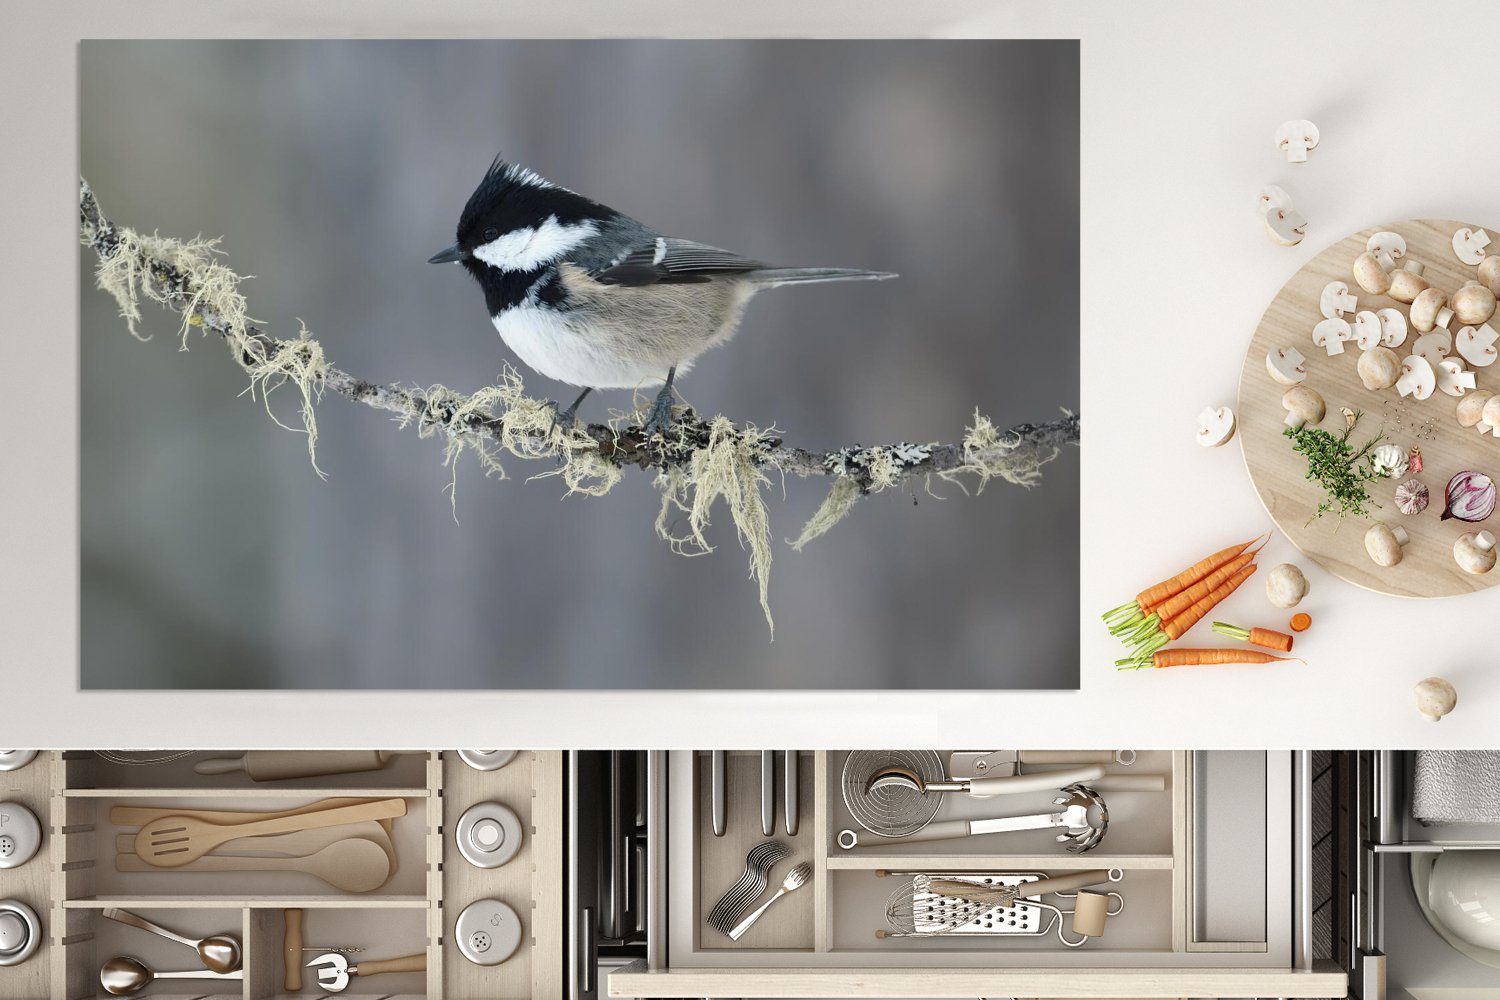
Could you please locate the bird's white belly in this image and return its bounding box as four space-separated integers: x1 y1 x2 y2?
491 303 665 388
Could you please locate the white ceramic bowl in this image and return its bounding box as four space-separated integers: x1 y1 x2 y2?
1428 851 1500 950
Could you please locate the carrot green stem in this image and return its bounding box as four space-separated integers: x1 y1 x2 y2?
1211 621 1252 642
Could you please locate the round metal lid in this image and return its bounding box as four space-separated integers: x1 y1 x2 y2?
455 898 522 966
0 900 41 966
0 803 42 869
457 750 518 771
455 802 523 869
0 752 37 773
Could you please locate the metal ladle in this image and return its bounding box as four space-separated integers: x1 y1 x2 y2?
99 956 243 996
102 907 242 973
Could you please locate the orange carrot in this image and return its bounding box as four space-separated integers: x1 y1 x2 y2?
1162 563 1258 641
1134 533 1267 611
1289 613 1312 632
1151 552 1257 625
1211 621 1294 652
1118 648 1302 670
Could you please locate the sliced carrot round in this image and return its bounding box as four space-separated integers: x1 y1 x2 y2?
1289 613 1312 632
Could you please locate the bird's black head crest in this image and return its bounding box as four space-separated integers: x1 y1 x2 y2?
452 152 611 253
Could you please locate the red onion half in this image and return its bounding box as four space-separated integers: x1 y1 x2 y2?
1441 470 1496 522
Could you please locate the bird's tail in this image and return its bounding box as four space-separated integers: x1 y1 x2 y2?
748 267 897 287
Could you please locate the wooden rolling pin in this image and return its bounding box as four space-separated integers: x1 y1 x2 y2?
284 908 304 992
194 751 424 782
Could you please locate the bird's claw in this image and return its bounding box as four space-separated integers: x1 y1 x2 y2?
642 386 676 438
546 399 580 439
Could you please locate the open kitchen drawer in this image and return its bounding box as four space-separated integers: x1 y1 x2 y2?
0 751 564 1000
606 750 1348 998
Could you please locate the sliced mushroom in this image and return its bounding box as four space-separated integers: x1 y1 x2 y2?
1266 346 1309 385
1367 231 1407 272
1320 281 1358 319
1411 330 1453 367
1454 530 1498 575
1437 358 1476 397
1410 287 1454 332
1480 256 1500 296
1257 185 1294 215
1377 307 1409 349
1275 119 1320 162
1455 324 1498 368
1450 280 1497 326
1453 227 1492 266
1397 354 1436 400
1312 317 1352 356
1282 385 1326 428
1364 522 1410 567
1388 261 1430 304
1357 346 1402 390
1195 406 1236 447
1484 395 1500 437
1263 205 1308 246
1349 311 1381 350
1457 389 1495 428
1352 252 1392 295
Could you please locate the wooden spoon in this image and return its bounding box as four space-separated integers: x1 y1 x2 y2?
134 798 405 868
118 838 392 893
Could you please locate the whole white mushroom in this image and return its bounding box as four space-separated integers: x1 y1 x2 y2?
1414 677 1457 722
1265 563 1308 608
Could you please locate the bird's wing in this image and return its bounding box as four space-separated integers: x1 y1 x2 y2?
590 237 767 287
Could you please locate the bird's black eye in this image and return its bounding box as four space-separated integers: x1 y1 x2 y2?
482 227 499 242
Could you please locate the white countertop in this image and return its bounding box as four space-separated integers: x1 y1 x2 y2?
3 0 1499 746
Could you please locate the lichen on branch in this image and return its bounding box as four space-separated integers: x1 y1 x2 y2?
79 177 1078 630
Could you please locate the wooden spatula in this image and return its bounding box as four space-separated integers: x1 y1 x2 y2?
135 798 406 868
118 838 392 892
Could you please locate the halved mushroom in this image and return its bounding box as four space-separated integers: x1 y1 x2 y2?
1397 354 1436 400
1454 530 1498 575
1457 389 1495 429
1388 261 1430 304
1376 307 1408 349
1257 185 1294 215
1266 346 1308 385
1312 317 1352 356
1275 119 1320 162
1410 287 1454 332
1357 346 1402 390
1450 280 1497 326
1367 231 1407 272
1364 523 1409 567
1351 311 1383 349
1453 227 1492 266
1480 256 1500 296
1456 325 1498 368
1352 252 1392 295
1282 385 1326 428
1411 330 1453 367
1437 358 1476 397
1484 394 1500 437
1320 281 1358 319
1195 406 1236 447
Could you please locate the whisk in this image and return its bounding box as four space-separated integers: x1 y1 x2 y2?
880 868 1122 937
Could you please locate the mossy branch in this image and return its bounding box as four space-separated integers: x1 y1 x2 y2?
80 178 1079 631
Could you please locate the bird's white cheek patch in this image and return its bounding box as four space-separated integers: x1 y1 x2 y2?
472 215 598 273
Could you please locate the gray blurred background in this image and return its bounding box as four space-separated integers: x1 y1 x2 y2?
80 40 1079 689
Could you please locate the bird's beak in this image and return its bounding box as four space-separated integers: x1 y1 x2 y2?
427 243 466 264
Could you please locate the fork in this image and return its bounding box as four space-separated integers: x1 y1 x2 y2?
728 862 811 940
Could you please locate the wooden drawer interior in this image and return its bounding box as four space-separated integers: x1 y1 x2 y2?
3 750 563 1000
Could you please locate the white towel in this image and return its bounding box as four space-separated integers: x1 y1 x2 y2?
1413 750 1500 824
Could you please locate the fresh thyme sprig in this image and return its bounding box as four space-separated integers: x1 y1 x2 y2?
1284 410 1383 524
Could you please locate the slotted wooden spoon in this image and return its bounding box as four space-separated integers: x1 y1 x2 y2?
118 838 392 892
134 798 406 868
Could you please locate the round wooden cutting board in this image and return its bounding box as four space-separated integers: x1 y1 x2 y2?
1239 219 1500 599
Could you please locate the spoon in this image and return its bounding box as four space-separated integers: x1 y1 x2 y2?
99 955 243 996
728 861 812 940
102 907 242 973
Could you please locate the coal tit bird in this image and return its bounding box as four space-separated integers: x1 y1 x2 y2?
429 154 895 434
